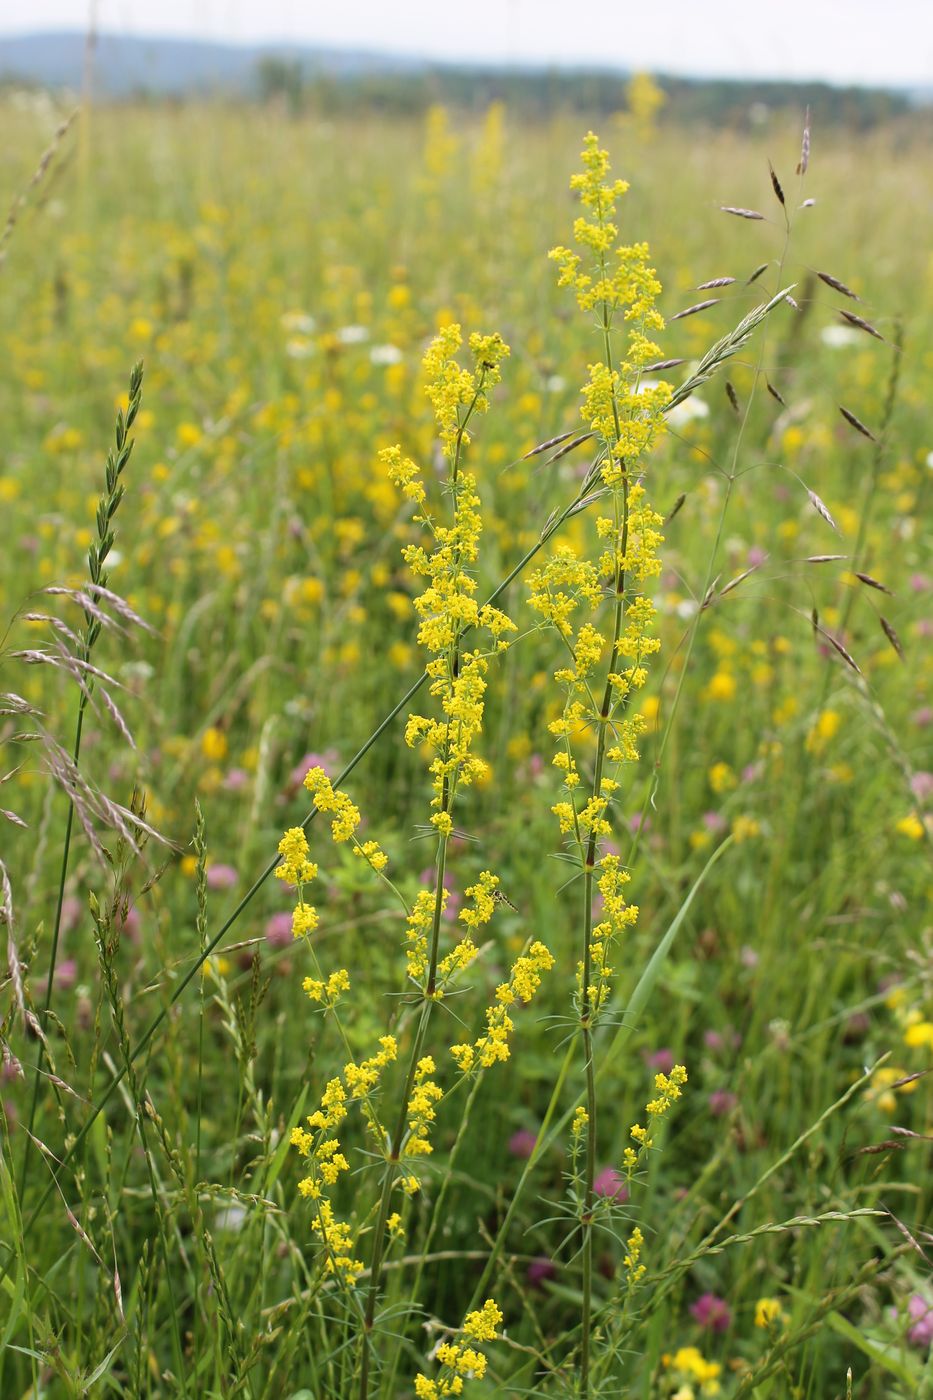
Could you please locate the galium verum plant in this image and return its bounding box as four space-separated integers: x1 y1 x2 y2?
280 322 555 1397
531 132 686 1392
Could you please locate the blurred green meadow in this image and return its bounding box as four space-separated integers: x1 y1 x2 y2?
0 91 931 1397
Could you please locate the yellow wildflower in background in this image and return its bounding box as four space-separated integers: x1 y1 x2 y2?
755 1296 787 1329
896 813 925 840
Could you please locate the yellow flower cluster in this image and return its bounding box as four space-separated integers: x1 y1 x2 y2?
458 869 500 927
275 826 320 939
385 327 516 835
298 766 389 880
450 941 555 1072
345 1034 398 1101
421 324 509 458
290 1075 364 1286
662 1345 723 1397
290 1033 397 1285
550 132 669 464
404 887 439 984
580 854 640 1011
308 1199 364 1287
405 1056 444 1159
531 135 669 1043
413 1299 503 1398
528 547 602 640
304 765 361 844
302 967 350 1008
623 1225 646 1287
623 1064 688 1174
432 870 503 994
275 826 318 885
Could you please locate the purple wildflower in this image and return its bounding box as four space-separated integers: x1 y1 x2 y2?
593 1168 629 1203
690 1292 732 1333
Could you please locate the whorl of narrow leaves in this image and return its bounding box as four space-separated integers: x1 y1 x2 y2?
87 362 144 642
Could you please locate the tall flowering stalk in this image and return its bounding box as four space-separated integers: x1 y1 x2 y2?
530 133 680 1393
357 326 517 1394
280 324 551 1397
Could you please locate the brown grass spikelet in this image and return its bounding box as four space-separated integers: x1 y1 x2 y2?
839 405 877 441
720 205 765 220
768 160 785 206
670 297 720 321
522 429 582 459
816 270 860 300
839 309 886 342
879 615 905 660
853 571 893 595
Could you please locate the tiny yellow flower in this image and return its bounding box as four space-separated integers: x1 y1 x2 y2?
755 1296 786 1329
201 727 228 762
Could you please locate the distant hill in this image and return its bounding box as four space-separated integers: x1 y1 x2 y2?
0 31 419 98
0 31 923 128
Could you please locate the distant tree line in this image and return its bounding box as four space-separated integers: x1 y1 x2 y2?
255 58 914 129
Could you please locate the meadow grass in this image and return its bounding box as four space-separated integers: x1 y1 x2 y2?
0 95 931 1398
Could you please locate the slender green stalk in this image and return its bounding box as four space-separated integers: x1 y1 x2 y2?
20 361 144 1198
358 365 483 1396
91 841 188 1395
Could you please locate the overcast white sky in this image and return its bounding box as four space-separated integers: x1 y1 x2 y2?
2 0 932 86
